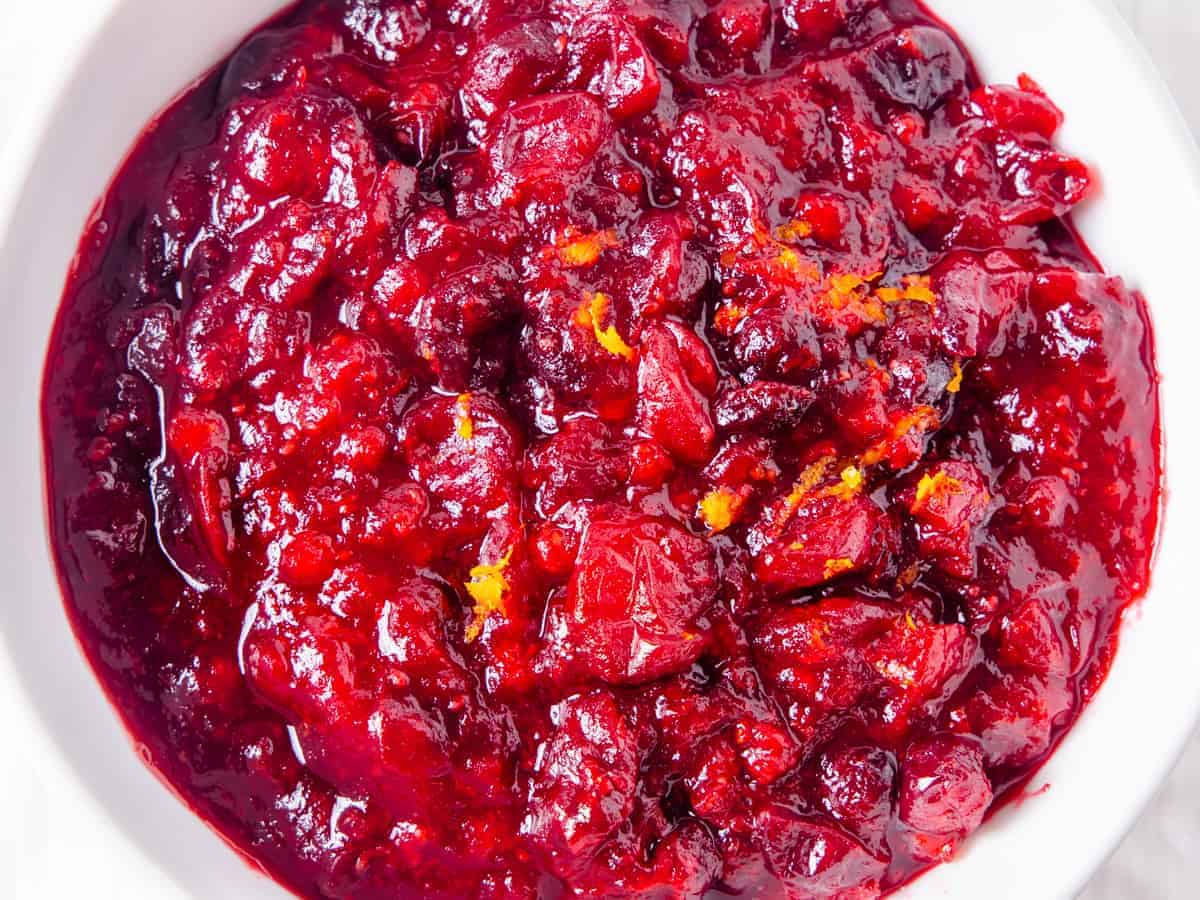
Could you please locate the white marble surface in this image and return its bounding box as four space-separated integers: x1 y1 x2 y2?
1 1 1198 898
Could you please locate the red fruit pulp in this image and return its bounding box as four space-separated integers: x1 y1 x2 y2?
41 0 1160 897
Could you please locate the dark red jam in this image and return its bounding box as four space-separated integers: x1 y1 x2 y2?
42 1 1161 897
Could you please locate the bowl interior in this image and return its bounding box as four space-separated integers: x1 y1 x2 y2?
1 1 1198 897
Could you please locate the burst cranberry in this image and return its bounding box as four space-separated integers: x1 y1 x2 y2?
567 14 661 119
521 692 638 873
701 0 770 58
751 492 890 594
486 92 610 204
898 736 994 863
461 21 564 128
754 804 888 898
906 459 992 579
277 531 336 587
555 515 718 684
637 322 717 464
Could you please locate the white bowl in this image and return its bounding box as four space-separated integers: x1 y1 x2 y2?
1 1 1198 897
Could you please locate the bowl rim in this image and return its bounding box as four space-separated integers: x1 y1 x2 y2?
2 1 1200 897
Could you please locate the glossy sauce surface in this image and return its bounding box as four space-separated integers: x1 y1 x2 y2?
42 1 1160 897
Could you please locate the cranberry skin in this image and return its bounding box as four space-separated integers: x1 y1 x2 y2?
750 598 895 740
972 82 1064 139
700 0 770 58
867 616 975 739
997 598 1069 677
233 95 331 201
629 438 675 487
243 617 459 824
528 522 578 579
520 287 638 422
359 483 430 551
713 381 815 435
638 821 723 897
376 255 519 390
560 516 718 685
898 736 994 863
523 416 629 514
868 27 969 113
340 0 430 63
332 422 388 474
166 406 234 565
781 0 856 44
398 392 521 542
907 459 993 580
375 577 466 686
931 251 1030 358
277 531 336 587
966 670 1073 768
624 210 707 319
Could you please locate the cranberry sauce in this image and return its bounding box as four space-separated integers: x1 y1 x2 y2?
42 1 1160 897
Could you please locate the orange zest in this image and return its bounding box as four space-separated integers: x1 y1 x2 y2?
454 393 474 441
826 273 869 309
823 557 856 580
464 547 514 642
876 274 938 306
912 470 964 512
826 465 865 500
713 303 748 335
861 405 940 466
824 272 888 323
946 359 964 394
774 247 820 280
699 487 743 533
554 228 617 267
785 455 836 510
576 291 634 361
775 218 813 242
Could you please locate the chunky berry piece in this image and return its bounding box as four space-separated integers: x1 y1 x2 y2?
556 515 718 684
868 27 969 113
781 0 858 44
523 416 630 514
486 93 610 203
754 803 888 898
461 21 564 128
751 491 891 594
521 692 638 874
898 736 993 863
166 406 234 565
816 744 897 856
637 820 724 896
701 0 770 58
907 459 992 579
637 322 717 464
42 0 1160 898
567 14 662 119
398 392 521 542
